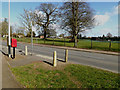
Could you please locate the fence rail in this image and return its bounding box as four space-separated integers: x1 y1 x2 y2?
2 37 120 52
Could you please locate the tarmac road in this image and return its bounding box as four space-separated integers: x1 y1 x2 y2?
2 41 119 73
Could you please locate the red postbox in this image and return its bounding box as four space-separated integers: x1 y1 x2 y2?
11 39 17 47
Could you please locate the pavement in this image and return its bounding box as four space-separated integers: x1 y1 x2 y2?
2 53 20 88
1 45 66 68
1 41 21 88
0 44 2 90
1 46 44 88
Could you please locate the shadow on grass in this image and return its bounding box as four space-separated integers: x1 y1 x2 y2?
0 50 8 56
43 61 53 66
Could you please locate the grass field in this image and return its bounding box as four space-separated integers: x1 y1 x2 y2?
11 62 120 88
2 37 119 52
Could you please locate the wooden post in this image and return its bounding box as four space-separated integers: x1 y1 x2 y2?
91 39 92 49
109 40 111 50
25 46 28 55
53 51 57 67
65 49 68 62
36 38 37 44
64 38 65 46
44 38 45 44
53 38 54 45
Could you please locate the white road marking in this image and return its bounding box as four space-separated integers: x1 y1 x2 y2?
36 54 53 59
81 54 105 60
36 54 63 61
7 61 10 67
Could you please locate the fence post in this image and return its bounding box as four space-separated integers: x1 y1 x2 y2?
53 38 54 45
25 38 26 43
53 51 57 67
38 38 40 44
91 39 92 49
109 40 111 50
65 49 68 62
25 46 28 55
44 38 45 44
64 38 65 46
37 38 38 44
36 38 37 44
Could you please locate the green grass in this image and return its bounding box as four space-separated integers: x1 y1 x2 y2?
2 37 120 52
11 63 120 88
65 64 120 88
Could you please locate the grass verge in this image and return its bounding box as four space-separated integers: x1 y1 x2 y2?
2 37 119 52
11 62 120 88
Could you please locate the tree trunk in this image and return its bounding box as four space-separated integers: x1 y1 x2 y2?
44 29 47 39
74 35 77 48
72 2 78 48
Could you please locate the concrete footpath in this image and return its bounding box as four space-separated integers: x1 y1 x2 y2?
2 54 20 88
0 50 2 89
1 45 44 88
1 46 57 88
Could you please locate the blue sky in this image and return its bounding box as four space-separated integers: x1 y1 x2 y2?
1 2 119 37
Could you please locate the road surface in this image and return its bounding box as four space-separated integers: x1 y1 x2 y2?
1 41 119 73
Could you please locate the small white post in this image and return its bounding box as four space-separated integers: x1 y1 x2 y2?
53 51 57 67
65 49 68 62
25 46 28 55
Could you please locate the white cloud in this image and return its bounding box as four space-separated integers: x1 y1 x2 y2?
94 4 119 26
86 27 118 37
0 18 6 22
112 4 120 15
94 14 110 25
34 10 45 18
105 4 120 16
99 28 112 35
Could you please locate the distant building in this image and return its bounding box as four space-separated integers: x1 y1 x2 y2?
18 35 24 38
40 35 44 39
49 36 56 38
88 37 92 39
3 35 8 37
65 36 72 39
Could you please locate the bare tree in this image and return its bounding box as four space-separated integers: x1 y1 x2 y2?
107 32 112 38
60 0 95 47
19 9 34 34
20 9 30 32
34 3 58 39
16 27 25 35
19 9 40 39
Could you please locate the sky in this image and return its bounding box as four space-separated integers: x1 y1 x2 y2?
1 1 119 37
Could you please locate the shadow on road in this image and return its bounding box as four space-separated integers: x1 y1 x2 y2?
0 50 16 59
57 58 65 62
11 55 15 59
0 50 8 57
